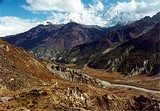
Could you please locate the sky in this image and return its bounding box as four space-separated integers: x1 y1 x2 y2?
0 0 160 37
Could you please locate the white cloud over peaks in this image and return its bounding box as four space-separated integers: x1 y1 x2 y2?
23 0 84 13
22 0 160 27
37 0 160 27
0 17 40 37
105 0 160 26
47 0 107 26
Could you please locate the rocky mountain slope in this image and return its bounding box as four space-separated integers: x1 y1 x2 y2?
3 22 109 60
57 38 113 65
0 39 55 90
59 12 160 66
88 23 160 76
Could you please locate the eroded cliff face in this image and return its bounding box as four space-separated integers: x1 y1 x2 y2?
89 47 158 76
100 47 157 76
46 64 111 88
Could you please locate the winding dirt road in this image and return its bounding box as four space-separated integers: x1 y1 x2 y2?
110 84 160 94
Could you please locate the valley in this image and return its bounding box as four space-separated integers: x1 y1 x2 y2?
0 11 159 111
0 39 159 110
46 62 160 92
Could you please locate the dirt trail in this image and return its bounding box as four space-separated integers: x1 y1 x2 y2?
110 84 160 94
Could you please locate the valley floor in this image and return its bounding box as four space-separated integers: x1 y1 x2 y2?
46 62 160 100
83 67 160 91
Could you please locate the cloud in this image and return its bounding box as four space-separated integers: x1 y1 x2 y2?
0 17 40 37
46 0 107 26
24 0 159 27
22 0 84 13
22 0 107 26
104 0 160 26
45 0 160 27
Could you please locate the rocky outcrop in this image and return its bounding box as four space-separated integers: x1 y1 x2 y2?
47 64 110 88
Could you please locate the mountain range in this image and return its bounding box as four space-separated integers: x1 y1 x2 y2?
57 12 160 74
2 12 160 77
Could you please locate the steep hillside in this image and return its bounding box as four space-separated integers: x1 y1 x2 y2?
3 22 109 60
57 38 113 66
88 23 160 76
0 39 55 90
